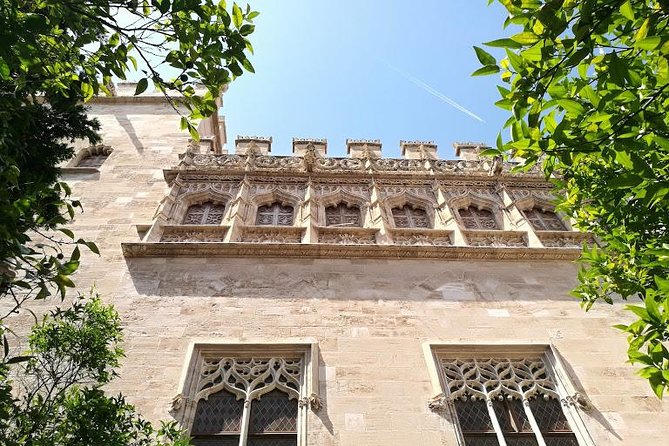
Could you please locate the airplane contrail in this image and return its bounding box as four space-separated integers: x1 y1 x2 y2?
381 60 486 123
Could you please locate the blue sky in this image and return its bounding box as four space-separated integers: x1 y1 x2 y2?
222 1 512 158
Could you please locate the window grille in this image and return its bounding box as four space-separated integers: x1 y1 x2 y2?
325 204 361 227
184 202 226 225
523 208 566 231
191 358 300 446
256 203 294 226
459 207 499 230
391 205 429 228
440 358 579 446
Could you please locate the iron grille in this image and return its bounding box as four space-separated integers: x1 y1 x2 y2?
256 203 294 226
191 390 244 435
250 389 298 433
523 208 566 231
325 204 361 227
504 437 540 446
391 205 429 228
184 203 226 225
459 207 498 230
543 436 579 446
462 436 500 446
455 399 495 433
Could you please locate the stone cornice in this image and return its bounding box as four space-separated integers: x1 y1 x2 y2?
121 241 581 261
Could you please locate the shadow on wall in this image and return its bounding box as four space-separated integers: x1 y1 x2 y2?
115 115 144 153
123 257 580 302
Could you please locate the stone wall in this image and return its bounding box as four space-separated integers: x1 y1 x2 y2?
32 97 669 445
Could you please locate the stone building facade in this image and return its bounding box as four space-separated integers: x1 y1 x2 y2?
56 87 668 445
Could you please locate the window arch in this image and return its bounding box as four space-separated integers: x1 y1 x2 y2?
458 206 499 230
524 207 567 231
391 205 429 228
183 202 226 225
256 203 294 226
325 203 361 227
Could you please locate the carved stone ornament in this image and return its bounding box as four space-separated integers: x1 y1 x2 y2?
390 229 453 246
463 230 527 248
440 358 560 402
371 158 426 172
317 227 378 245
298 393 323 411
240 226 303 244
161 229 228 243
195 357 302 404
536 231 593 248
427 393 449 413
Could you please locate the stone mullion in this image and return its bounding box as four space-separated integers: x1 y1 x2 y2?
522 400 548 446
301 179 317 243
224 177 251 242
499 186 543 248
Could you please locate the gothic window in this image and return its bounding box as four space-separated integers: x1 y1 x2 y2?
183 202 226 225
523 208 567 231
391 205 429 228
256 203 294 226
325 203 361 227
190 358 301 446
458 206 499 230
440 358 579 446
75 145 113 167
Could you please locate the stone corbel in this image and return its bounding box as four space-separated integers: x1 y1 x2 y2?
427 393 449 413
564 392 592 411
298 393 323 411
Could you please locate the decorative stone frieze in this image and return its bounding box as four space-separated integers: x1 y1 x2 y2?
160 225 229 242
462 230 527 247
239 226 304 244
316 227 378 245
536 230 593 248
389 228 453 246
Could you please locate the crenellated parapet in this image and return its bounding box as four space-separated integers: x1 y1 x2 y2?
123 137 592 259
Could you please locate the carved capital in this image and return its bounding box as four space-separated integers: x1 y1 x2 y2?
298 393 323 411
428 393 449 413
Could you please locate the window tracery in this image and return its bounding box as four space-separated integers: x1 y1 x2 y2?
325 203 361 227
256 203 294 226
523 208 567 231
391 205 429 228
440 358 579 446
458 207 499 230
191 358 301 446
184 202 226 225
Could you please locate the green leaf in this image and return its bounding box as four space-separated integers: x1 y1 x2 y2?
511 32 540 45
472 65 500 76
135 78 149 95
554 99 584 115
619 1 634 20
609 173 643 189
474 46 497 66
484 38 522 49
232 3 243 28
6 355 33 364
0 58 9 78
637 36 662 51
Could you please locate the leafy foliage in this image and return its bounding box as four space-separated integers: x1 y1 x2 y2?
478 0 669 397
1 294 191 445
0 0 258 441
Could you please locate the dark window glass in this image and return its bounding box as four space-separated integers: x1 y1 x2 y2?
191 390 243 445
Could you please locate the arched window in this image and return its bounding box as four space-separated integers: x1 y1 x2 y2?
391 205 429 228
459 206 499 230
191 388 298 446
183 202 226 225
256 203 294 226
325 203 361 227
524 208 567 231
